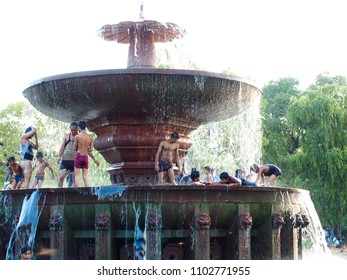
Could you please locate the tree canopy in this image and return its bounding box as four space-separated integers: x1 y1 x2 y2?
262 73 347 228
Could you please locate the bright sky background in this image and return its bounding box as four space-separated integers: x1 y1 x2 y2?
1 0 347 110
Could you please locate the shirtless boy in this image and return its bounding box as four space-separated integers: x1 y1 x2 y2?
73 121 95 187
31 151 55 188
211 171 241 187
154 131 182 185
7 156 23 189
190 170 206 186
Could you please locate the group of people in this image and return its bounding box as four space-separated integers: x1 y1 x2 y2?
4 121 99 190
189 164 281 187
56 121 99 188
155 131 282 187
4 127 282 189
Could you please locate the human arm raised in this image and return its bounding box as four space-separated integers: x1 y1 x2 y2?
31 129 38 150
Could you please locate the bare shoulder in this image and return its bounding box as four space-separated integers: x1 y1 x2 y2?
61 133 69 142
159 140 166 147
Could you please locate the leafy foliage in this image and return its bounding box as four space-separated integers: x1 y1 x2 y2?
262 73 347 228
261 77 301 165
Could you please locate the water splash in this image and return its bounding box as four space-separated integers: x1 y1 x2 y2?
90 185 127 200
6 189 45 259
300 191 332 259
132 202 146 260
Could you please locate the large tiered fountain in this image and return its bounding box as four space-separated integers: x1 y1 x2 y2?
0 8 325 260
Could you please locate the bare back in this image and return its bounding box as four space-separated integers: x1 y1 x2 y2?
74 131 94 155
12 163 23 176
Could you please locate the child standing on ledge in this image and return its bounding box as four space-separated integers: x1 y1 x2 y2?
31 151 55 188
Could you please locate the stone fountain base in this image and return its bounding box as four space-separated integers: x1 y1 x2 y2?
0 186 311 260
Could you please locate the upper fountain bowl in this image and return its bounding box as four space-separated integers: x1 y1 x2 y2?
22 68 260 127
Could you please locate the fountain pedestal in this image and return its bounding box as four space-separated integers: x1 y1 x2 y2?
88 120 193 184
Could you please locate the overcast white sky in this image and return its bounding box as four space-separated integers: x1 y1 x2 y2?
1 0 347 109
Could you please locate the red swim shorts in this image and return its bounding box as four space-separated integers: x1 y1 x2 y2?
74 153 88 169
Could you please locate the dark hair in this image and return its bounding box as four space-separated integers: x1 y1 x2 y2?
36 151 43 158
171 131 179 139
204 166 211 171
250 164 259 172
219 172 229 180
21 246 31 254
70 122 78 128
7 156 15 161
25 127 33 133
190 170 200 181
78 120 87 130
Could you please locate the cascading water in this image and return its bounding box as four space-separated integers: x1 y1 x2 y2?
5 189 45 260
299 191 332 259
132 202 147 260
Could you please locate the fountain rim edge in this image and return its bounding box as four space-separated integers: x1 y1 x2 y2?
0 185 308 194
22 68 260 91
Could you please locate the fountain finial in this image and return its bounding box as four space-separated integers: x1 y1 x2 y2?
139 1 144 20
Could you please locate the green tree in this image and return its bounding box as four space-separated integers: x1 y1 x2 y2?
260 77 302 186
286 73 347 227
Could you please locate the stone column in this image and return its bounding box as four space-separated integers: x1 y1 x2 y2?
146 208 162 260
298 214 310 259
281 213 307 260
237 205 253 260
49 205 69 260
271 212 286 260
255 211 285 259
94 205 112 260
194 205 211 260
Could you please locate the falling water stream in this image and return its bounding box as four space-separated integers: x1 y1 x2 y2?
300 192 332 259
5 189 45 260
132 202 147 260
